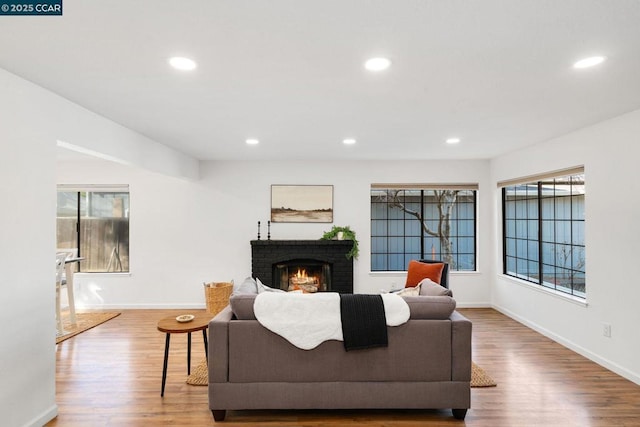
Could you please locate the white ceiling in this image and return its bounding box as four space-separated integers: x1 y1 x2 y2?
2 0 640 161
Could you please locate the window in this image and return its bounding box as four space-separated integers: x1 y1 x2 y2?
502 169 585 298
57 185 130 273
370 185 477 271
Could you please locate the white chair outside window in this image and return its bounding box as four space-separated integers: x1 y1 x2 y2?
55 253 68 336
57 247 78 283
56 248 79 335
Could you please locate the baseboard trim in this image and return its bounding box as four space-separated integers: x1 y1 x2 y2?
492 303 640 386
24 404 57 427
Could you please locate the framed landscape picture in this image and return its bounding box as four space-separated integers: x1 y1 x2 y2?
271 185 333 223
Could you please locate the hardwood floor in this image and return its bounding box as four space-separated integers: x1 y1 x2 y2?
47 308 640 426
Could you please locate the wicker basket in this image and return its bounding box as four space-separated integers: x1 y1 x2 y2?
204 281 234 315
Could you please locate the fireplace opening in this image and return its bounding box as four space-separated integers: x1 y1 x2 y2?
252 240 353 293
273 259 332 292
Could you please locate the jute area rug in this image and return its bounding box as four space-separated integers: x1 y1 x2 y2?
471 362 497 387
187 360 496 388
56 312 121 344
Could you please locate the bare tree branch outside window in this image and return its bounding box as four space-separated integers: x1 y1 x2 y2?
378 189 460 267
371 187 476 271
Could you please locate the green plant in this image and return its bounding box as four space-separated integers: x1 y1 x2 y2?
320 225 359 260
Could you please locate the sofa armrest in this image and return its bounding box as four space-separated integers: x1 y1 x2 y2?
450 310 472 382
209 305 233 383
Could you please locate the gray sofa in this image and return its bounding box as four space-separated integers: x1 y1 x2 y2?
208 293 472 421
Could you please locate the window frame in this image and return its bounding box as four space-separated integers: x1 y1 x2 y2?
56 184 130 273
370 184 478 272
501 169 585 298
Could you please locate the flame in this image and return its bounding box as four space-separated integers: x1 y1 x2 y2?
296 268 307 278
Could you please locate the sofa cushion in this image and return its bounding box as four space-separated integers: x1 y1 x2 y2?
405 260 444 287
402 295 456 319
418 278 453 297
394 283 421 296
233 276 285 296
230 293 456 321
256 277 285 293
234 276 259 294
230 293 258 319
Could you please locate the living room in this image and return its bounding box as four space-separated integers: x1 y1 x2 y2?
2 1 640 426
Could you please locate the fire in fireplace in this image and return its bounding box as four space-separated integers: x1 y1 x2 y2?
251 240 354 293
274 260 331 292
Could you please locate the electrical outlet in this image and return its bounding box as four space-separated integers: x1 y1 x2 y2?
603 323 612 338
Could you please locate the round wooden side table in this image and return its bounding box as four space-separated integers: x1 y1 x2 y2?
157 312 212 397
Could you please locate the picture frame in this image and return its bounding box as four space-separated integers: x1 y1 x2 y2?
271 185 334 223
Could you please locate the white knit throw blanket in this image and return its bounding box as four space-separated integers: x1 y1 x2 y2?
253 292 409 350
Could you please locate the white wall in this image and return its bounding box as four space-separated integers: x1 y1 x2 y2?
0 70 58 427
491 108 640 385
0 67 198 426
57 158 493 309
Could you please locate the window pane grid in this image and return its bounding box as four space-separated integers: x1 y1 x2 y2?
371 189 477 271
502 173 585 297
56 189 130 273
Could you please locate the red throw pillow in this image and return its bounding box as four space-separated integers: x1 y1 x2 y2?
405 261 444 287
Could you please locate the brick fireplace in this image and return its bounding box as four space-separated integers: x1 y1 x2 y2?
251 240 354 293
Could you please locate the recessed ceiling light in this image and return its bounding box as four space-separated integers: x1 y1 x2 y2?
446 138 461 144
573 56 606 69
168 56 197 71
246 139 259 145
343 138 357 145
364 57 391 72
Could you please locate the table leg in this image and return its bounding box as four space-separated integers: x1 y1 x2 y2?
56 285 65 336
64 263 77 324
187 332 192 375
161 333 170 397
203 329 208 361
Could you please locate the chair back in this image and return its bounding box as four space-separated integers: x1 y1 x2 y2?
56 248 78 280
55 253 67 286
56 248 78 260
417 259 450 288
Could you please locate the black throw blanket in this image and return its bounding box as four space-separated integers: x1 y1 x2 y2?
339 294 388 351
